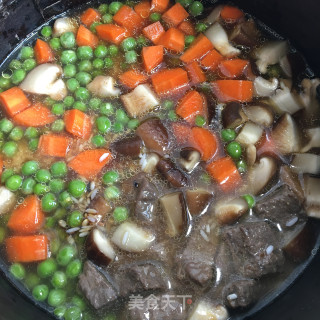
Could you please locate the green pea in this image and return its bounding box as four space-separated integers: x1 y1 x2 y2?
68 179 86 198
2 141 17 157
89 97 101 110
189 1 204 16
64 64 77 78
221 129 236 142
91 69 103 77
20 46 34 60
115 109 128 124
127 119 139 130
67 78 80 92
98 3 109 14
195 115 206 127
5 174 22 191
61 50 77 64
54 207 67 219
92 134 106 147
28 138 39 151
48 289 67 307
96 116 111 133
267 64 282 78
0 227 6 244
0 118 13 133
108 45 118 57
168 110 178 121
37 258 57 278
68 210 83 228
77 46 93 60
113 121 124 133
22 58 37 71
33 183 49 196
35 169 51 183
49 179 66 194
94 45 108 58
195 22 208 33
113 207 128 223
104 185 120 200
8 126 24 141
150 12 161 22
102 13 113 24
1 169 14 183
51 119 65 132
237 159 247 173
177 0 193 7
137 35 148 48
109 1 123 14
50 37 61 50
32 284 49 301
73 101 87 112
54 306 67 318
125 50 137 64
52 103 65 115
104 314 116 320
59 191 73 208
9 263 26 280
42 193 58 212
60 32 76 49
74 87 90 101
64 306 82 320
185 35 195 46
44 97 56 106
57 245 76 266
0 76 11 89
226 141 242 160
9 59 22 70
21 177 36 195
41 25 52 38
22 160 39 176
163 100 174 109
104 57 114 69
103 170 119 185
51 271 67 289
11 69 26 84
45 216 56 228
100 102 114 115
64 95 75 107
25 273 40 290
92 58 104 69
243 194 255 208
78 60 92 72
121 37 137 51
51 161 67 178
76 72 92 86
24 127 38 140
66 259 82 278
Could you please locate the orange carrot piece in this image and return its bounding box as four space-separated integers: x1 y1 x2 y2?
158 27 185 53
0 156 3 179
171 122 192 144
119 69 148 89
180 34 214 64
201 49 223 71
211 80 253 102
219 59 249 78
12 103 56 127
151 0 169 13
134 1 151 19
7 195 44 235
113 5 144 34
96 24 128 44
142 45 164 72
162 3 189 27
6 235 48 263
38 134 69 158
178 20 195 35
80 8 101 27
34 39 54 64
68 149 112 179
206 156 241 192
76 25 99 48
191 127 218 161
220 5 244 22
142 21 165 44
64 109 92 140
185 61 206 85
151 68 189 94
0 87 31 117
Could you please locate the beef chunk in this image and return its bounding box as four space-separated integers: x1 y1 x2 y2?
254 185 303 228
223 221 285 278
223 279 259 308
78 261 118 309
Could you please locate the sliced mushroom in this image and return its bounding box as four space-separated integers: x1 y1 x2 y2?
53 17 78 37
214 197 249 225
279 166 304 202
20 63 67 100
254 41 288 74
140 153 160 173
236 122 263 146
188 301 229 320
156 158 189 187
291 153 320 175
160 192 187 237
221 102 247 128
111 222 155 252
279 55 292 78
300 127 320 152
179 148 201 173
246 144 256 166
243 104 274 127
253 77 279 97
111 136 142 158
205 23 240 57
246 157 277 195
229 19 260 47
185 189 213 216
121 84 160 118
87 76 120 98
86 227 115 266
204 5 223 25
271 113 301 154
304 175 320 218
0 187 16 215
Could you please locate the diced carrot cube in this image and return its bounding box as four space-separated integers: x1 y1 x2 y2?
0 87 31 117
64 109 92 140
134 1 151 18
158 27 185 53
191 127 218 161
151 0 169 13
171 122 192 145
113 5 144 34
96 24 129 44
211 80 253 102
38 134 69 158
220 5 244 22
201 49 224 71
119 69 148 89
76 25 99 48
142 21 165 44
219 59 249 78
80 8 101 27
142 45 164 72
185 61 206 85
162 3 189 27
178 20 195 35
34 39 55 64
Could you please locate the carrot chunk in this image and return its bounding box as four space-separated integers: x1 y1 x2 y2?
151 0 169 13
119 69 148 89
96 24 128 44
158 27 185 53
7 195 44 235
185 61 206 85
12 103 56 127
178 20 195 35
68 149 112 179
0 87 31 117
219 59 249 78
34 39 54 64
6 235 48 263
180 34 214 64
142 21 165 44
220 5 244 22
76 25 99 48
142 45 164 72
171 122 192 144
38 134 69 158
80 8 101 27
64 109 92 140
191 127 218 161
162 3 189 27
201 49 223 71
151 68 189 94
211 80 253 102
113 5 144 34
134 1 151 18
206 156 241 192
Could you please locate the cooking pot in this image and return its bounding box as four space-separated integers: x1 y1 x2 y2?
0 0 319 319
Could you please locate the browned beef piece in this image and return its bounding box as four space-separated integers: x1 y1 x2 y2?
254 185 303 228
78 261 118 310
223 279 259 308
223 221 285 278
